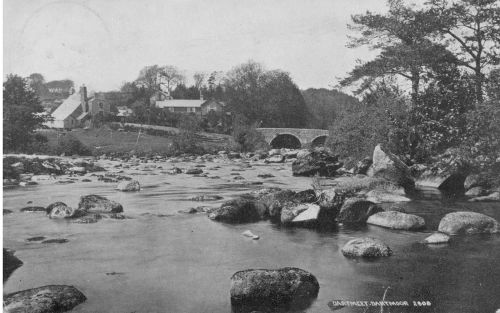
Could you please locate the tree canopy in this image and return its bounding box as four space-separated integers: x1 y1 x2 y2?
224 61 310 128
3 74 49 151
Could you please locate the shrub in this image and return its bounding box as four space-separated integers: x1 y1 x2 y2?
169 131 207 155
53 135 92 156
232 119 268 152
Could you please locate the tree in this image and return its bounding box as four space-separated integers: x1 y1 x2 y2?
224 61 310 128
135 65 163 100
341 0 457 105
160 65 184 92
427 0 500 102
328 83 409 163
486 68 500 101
3 74 49 151
27 73 49 99
193 72 206 90
302 88 361 129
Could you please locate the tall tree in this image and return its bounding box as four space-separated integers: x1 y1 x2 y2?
193 72 206 90
427 0 500 102
224 61 309 128
160 65 184 92
3 74 49 151
27 73 48 97
135 65 163 100
341 0 456 105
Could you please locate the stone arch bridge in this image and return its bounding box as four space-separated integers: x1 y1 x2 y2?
256 128 329 148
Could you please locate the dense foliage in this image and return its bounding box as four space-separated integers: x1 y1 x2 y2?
302 88 361 129
224 61 310 128
3 74 50 152
336 0 500 169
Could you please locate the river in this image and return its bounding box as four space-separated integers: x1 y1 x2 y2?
3 157 500 313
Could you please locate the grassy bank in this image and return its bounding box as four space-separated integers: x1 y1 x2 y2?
36 127 235 157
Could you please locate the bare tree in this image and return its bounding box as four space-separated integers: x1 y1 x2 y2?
193 72 207 90
160 65 184 92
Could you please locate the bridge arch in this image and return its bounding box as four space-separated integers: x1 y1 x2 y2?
311 135 327 147
270 134 302 149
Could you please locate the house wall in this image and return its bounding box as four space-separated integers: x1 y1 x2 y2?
168 107 201 113
89 99 111 115
201 101 223 115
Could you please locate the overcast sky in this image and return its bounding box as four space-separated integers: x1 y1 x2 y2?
4 0 389 92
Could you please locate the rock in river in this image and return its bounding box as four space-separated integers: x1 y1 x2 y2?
364 190 411 204
292 147 342 177
78 195 123 214
20 206 46 213
230 267 319 309
190 194 223 201
46 202 86 219
281 203 320 225
185 168 203 175
367 211 425 231
424 232 450 244
468 191 500 202
265 155 285 163
336 198 382 223
341 237 392 258
4 248 23 282
208 199 263 223
116 180 140 191
242 230 259 240
438 212 499 235
4 285 86 313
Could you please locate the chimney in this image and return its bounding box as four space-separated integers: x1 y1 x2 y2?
200 90 204 101
80 85 88 112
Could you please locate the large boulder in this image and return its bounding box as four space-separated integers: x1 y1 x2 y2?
78 195 123 214
336 198 382 223
367 144 414 189
116 180 140 191
341 237 392 258
280 203 320 225
46 202 86 219
230 267 319 309
438 212 499 235
208 199 263 223
367 211 425 230
4 249 23 282
292 147 342 177
4 285 86 313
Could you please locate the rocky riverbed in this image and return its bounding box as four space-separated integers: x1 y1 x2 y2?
3 150 500 313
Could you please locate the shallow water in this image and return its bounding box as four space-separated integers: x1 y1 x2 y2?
3 158 500 313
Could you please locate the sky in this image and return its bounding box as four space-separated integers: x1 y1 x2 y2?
3 0 389 92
